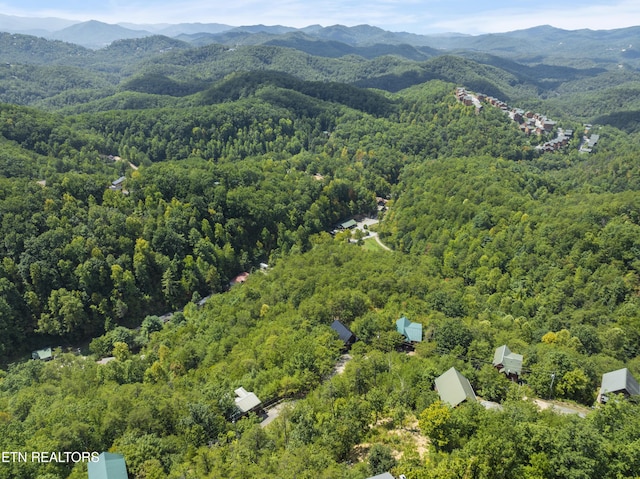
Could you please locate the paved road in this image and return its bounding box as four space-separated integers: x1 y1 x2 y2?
261 401 295 428
261 354 353 428
478 397 588 417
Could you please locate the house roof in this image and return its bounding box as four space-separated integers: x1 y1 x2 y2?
96 356 116 365
435 367 476 407
88 452 128 479
493 345 523 376
234 387 262 413
340 219 358 229
600 368 640 398
230 272 249 285
331 320 356 345
396 316 422 342
366 473 395 479
31 347 52 360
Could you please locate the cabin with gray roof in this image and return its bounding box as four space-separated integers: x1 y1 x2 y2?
366 473 395 479
331 320 357 349
493 345 523 380
396 316 422 343
598 368 640 403
109 176 126 191
435 367 476 407
234 387 262 414
88 452 128 479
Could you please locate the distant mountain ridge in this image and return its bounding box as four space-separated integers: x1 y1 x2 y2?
0 13 77 37
48 20 153 49
2 13 640 67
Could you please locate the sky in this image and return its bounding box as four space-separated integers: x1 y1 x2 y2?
1 0 639 35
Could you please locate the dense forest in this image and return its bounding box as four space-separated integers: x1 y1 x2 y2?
0 28 640 479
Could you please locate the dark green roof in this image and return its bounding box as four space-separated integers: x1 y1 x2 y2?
340 219 357 229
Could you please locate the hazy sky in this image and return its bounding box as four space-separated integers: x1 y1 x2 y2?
1 0 639 34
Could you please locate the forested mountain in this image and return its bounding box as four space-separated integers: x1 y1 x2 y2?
263 33 437 61
4 14 640 70
2 24 640 131
1 19 640 479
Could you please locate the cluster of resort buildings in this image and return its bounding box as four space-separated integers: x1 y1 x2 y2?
455 87 600 154
536 127 574 153
579 124 600 153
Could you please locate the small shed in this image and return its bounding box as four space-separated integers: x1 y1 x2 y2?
234 387 262 414
493 345 523 379
598 368 640 403
32 347 53 361
396 316 422 343
435 367 476 408
88 452 128 479
331 320 357 349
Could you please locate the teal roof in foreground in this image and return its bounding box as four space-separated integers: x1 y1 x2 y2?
88 452 128 479
396 316 423 342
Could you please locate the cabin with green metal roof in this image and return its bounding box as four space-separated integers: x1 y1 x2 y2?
340 219 358 229
434 367 476 407
396 316 422 343
493 345 523 379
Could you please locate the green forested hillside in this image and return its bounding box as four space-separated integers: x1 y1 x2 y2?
2 236 640 478
0 80 491 359
1 30 640 479
2 29 640 129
